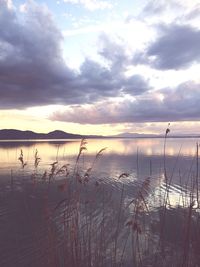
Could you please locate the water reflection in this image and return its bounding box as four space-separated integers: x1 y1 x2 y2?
0 137 198 157
0 138 198 181
0 138 198 203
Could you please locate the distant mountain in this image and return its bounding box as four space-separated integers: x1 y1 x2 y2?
0 129 199 140
0 129 101 140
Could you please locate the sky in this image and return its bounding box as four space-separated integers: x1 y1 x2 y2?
0 0 200 135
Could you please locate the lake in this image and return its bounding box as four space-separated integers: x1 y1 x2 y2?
0 137 198 177
0 138 200 267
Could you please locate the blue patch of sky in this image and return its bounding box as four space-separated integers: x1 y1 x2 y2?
13 0 147 68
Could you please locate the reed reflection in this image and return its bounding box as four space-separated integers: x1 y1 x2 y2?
0 138 198 191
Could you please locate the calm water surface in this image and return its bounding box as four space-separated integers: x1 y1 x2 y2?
0 137 198 188
0 137 199 207
0 137 198 172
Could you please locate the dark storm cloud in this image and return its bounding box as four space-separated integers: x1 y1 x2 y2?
122 75 151 95
0 0 75 108
147 24 200 70
50 81 200 124
133 23 200 70
0 1 150 109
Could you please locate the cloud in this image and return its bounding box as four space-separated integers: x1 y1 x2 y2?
184 4 200 20
77 34 151 96
134 23 200 70
63 0 112 11
0 0 73 108
97 34 151 96
141 0 200 20
142 0 178 16
75 59 150 99
122 75 151 96
98 33 128 73
50 81 200 124
0 1 151 109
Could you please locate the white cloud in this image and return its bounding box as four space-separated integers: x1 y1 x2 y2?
19 3 27 13
177 0 200 8
63 0 112 11
1 0 13 9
